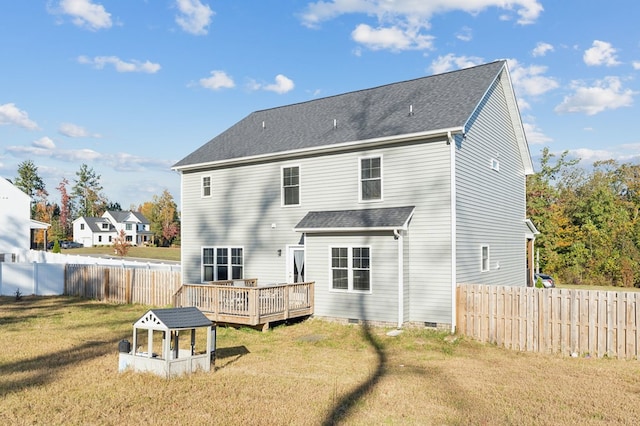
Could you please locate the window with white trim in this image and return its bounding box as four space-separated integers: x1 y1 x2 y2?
491 158 500 171
481 245 490 272
359 156 382 201
331 247 371 291
282 166 300 206
203 247 243 281
202 176 212 197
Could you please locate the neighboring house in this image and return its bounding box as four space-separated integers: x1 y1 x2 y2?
172 61 534 330
73 211 153 247
0 176 50 256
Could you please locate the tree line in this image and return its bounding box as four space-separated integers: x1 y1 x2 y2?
528 147 640 287
12 160 180 247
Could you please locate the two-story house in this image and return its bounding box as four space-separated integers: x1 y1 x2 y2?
172 61 534 330
0 176 50 256
73 211 153 247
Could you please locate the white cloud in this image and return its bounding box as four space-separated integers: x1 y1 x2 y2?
33 137 56 149
77 56 161 73
429 54 483 74
199 70 235 90
532 42 553 57
248 75 295 94
555 77 636 115
175 0 214 35
59 122 101 138
351 24 434 51
633 61 640 70
6 144 172 172
507 59 559 97
584 40 621 67
572 148 616 164
522 121 552 145
300 0 543 30
0 103 39 130
57 0 112 31
456 26 472 42
264 75 295 94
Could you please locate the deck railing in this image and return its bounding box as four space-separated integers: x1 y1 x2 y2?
174 280 314 328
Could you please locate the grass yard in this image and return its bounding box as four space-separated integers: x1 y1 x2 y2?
63 246 180 262
2 297 640 425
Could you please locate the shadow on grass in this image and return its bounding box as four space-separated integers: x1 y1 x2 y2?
322 321 387 425
213 345 250 371
0 338 122 397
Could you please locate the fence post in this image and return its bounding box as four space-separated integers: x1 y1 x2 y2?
103 268 110 302
125 269 132 304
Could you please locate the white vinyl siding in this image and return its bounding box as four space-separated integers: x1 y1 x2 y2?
455 75 527 287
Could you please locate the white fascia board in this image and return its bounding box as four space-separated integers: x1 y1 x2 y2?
173 127 464 172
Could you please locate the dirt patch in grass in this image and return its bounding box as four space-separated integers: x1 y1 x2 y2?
1 296 639 425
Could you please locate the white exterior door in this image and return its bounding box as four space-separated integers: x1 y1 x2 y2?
287 246 305 283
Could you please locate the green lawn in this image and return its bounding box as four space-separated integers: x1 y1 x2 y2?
2 296 639 425
63 246 180 262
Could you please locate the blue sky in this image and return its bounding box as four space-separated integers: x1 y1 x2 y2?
1 1 639 209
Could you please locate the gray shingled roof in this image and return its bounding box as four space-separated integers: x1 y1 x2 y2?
108 210 150 224
295 206 415 231
144 307 212 329
173 61 506 168
85 217 113 233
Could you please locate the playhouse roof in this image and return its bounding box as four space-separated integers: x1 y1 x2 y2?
133 307 212 330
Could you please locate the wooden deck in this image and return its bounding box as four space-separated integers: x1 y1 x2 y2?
174 280 314 330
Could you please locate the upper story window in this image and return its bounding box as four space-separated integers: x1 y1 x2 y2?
491 158 500 171
282 166 300 206
101 223 109 230
80 223 85 230
481 245 490 272
202 176 212 198
359 156 382 202
126 223 132 231
330 247 371 292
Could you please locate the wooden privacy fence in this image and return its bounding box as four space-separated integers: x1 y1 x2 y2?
457 284 640 359
65 264 181 306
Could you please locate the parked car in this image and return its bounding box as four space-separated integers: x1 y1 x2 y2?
61 241 84 249
534 273 555 288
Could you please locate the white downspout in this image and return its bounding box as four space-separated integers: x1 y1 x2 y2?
448 131 457 334
394 229 404 328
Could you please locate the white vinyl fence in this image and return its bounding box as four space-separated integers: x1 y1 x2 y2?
0 249 180 297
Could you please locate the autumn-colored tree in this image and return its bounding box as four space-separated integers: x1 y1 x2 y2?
57 178 72 239
139 190 180 247
113 229 131 257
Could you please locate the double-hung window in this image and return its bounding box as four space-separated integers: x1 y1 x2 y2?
331 247 371 292
202 176 212 198
360 156 382 201
202 247 243 281
282 166 300 206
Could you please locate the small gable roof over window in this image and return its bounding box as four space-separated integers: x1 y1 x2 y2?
295 206 415 233
133 307 212 331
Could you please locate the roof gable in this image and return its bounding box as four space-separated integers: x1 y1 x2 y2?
134 307 212 330
173 61 508 169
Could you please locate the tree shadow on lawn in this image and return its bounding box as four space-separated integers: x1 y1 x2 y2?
0 338 123 397
0 296 140 397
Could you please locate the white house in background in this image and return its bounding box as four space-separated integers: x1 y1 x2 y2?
0 177 50 257
73 211 153 247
